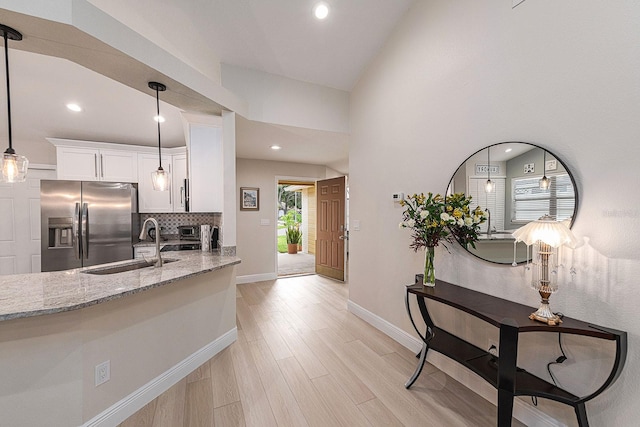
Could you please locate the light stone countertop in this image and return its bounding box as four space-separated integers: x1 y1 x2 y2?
0 251 240 322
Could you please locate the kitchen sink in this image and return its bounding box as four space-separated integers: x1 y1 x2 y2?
81 258 178 275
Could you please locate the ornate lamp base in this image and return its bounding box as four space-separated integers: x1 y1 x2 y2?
530 293 562 326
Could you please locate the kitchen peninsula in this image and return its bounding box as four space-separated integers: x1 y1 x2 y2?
0 251 240 426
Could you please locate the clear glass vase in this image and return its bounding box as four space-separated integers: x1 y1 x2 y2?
423 246 436 287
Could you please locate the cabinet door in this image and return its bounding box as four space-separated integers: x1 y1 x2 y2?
56 146 100 181
189 126 223 212
100 149 138 182
137 154 173 213
172 154 188 212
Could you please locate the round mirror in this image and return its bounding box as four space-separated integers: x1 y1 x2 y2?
446 142 578 264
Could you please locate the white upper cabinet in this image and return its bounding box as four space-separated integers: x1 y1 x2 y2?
98 149 139 182
186 119 223 213
172 153 188 213
55 146 101 181
51 139 138 183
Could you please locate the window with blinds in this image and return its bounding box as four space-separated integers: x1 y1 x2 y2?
512 174 575 222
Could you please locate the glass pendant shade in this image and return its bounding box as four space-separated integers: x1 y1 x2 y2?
539 175 550 190
485 179 494 193
1 151 28 183
151 166 170 191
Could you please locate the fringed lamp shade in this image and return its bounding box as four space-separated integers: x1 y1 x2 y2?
512 215 578 325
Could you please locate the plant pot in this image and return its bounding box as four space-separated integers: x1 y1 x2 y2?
287 243 298 254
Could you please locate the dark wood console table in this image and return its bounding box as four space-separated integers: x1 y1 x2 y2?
405 280 627 427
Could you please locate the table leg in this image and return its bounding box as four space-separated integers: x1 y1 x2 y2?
575 403 589 427
404 288 434 389
497 319 519 427
405 342 428 389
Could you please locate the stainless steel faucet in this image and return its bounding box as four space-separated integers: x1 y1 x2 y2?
139 217 163 267
485 208 492 238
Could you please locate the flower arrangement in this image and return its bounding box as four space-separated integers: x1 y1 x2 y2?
399 193 451 251
399 192 486 285
444 192 487 249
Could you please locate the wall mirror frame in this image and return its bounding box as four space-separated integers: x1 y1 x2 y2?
446 141 579 265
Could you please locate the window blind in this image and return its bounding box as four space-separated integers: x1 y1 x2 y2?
512 174 574 222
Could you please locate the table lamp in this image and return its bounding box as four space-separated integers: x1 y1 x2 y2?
512 215 578 325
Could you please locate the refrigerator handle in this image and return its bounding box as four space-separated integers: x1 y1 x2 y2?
74 202 82 260
100 154 104 178
94 154 98 178
81 202 89 259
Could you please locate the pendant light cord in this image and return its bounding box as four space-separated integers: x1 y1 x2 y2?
487 147 490 182
3 30 13 153
155 86 162 169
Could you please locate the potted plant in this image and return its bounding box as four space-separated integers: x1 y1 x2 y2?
286 224 302 254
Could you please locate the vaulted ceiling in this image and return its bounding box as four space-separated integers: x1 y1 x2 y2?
0 1 414 171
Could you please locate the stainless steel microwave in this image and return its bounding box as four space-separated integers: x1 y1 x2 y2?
178 225 200 240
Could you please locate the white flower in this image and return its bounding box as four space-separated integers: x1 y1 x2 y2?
420 211 429 219
457 218 464 226
406 219 415 228
464 217 473 226
440 212 451 221
473 215 480 223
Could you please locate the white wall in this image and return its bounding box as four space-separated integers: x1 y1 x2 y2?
236 159 330 279
349 1 640 425
222 64 350 134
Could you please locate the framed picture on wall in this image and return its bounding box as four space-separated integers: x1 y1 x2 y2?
240 187 260 211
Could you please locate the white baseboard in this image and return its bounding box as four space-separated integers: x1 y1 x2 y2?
346 300 566 427
236 272 277 284
82 327 238 427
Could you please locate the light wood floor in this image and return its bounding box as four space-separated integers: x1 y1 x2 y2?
119 275 525 427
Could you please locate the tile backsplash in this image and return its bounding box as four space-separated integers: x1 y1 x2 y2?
139 212 221 237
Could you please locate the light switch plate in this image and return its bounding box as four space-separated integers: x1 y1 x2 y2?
546 159 557 171
260 219 270 226
352 220 360 231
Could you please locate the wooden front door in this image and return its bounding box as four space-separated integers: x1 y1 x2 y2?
315 176 346 281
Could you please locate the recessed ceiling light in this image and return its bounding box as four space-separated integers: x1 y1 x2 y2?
314 2 329 20
270 145 281 150
505 148 512 153
66 103 82 112
154 115 165 123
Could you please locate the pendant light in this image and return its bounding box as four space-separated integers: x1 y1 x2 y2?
0 24 28 183
484 146 494 193
539 149 550 190
149 81 169 191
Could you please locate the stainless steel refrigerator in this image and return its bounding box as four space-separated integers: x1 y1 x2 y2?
40 180 138 272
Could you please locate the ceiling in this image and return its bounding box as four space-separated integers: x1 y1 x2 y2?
0 1 414 171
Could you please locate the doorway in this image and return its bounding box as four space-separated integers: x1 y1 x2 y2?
277 180 316 277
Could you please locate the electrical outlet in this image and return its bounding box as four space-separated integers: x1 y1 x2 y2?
488 339 499 356
95 360 110 387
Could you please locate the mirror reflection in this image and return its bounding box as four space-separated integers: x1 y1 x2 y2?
446 142 578 264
